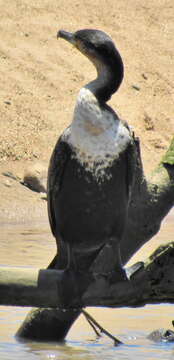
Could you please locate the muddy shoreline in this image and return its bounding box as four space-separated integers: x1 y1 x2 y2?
0 161 48 225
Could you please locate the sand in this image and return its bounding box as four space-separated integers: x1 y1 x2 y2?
0 0 173 223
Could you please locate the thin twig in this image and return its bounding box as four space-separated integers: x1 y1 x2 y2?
82 309 122 346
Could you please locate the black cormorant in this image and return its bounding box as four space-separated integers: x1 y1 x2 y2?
47 29 135 306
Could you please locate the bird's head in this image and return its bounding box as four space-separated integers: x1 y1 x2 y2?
57 29 124 102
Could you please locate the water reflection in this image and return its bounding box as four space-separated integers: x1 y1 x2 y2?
0 209 173 360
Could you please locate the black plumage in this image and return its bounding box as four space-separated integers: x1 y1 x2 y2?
47 29 135 306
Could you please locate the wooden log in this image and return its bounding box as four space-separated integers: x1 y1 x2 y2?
1 243 174 309
0 267 81 342
83 242 174 308
16 307 80 341
120 136 174 264
0 267 64 307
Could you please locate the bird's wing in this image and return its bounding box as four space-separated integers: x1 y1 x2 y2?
47 135 71 238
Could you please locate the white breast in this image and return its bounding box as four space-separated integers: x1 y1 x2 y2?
63 87 131 181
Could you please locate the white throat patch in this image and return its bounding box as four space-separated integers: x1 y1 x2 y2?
63 87 131 181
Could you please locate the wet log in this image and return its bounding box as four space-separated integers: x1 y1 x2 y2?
83 242 174 307
16 307 80 341
1 243 174 309
120 136 174 264
0 267 64 307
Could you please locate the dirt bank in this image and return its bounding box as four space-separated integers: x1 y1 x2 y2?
0 0 173 223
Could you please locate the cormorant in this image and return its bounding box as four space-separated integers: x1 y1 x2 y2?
47 29 135 306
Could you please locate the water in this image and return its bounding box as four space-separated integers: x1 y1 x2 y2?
0 209 173 359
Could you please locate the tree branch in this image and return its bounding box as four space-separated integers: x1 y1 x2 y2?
120 136 174 264
83 242 174 307
1 242 174 310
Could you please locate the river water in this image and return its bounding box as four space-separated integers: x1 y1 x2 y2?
0 209 173 360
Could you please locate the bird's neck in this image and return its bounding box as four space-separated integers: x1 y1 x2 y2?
86 55 124 103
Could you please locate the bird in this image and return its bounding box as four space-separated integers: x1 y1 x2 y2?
47 29 135 306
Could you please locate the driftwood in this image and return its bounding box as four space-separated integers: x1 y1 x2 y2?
83 242 174 307
1 242 174 309
16 136 174 340
120 136 174 264
0 267 66 307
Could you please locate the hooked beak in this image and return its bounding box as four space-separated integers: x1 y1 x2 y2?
57 30 76 45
